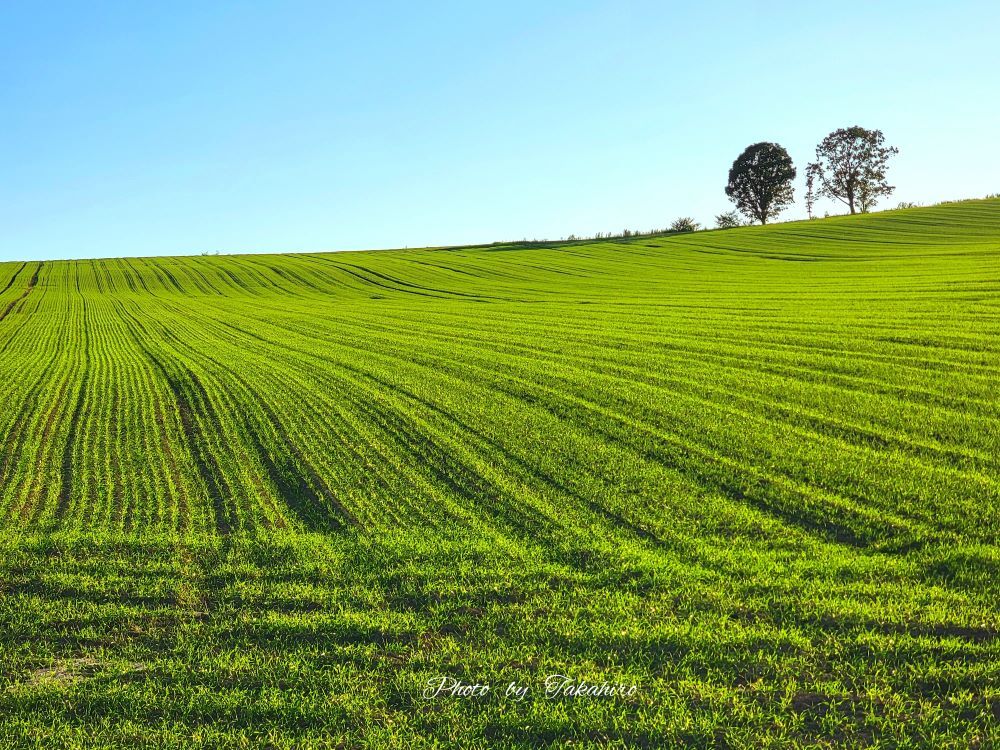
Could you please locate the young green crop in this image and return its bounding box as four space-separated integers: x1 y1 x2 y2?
0 200 998 747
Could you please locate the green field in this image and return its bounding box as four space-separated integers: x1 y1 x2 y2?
1 200 998 748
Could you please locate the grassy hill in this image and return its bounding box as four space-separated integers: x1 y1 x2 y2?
1 200 998 747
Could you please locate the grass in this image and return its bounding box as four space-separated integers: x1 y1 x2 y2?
1 200 999 747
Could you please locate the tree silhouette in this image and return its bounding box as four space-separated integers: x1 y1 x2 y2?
808 126 898 214
725 142 796 225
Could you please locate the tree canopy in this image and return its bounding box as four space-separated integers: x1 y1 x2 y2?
725 142 797 225
807 126 898 215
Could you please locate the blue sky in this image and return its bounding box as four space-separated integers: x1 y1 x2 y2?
1 1 997 261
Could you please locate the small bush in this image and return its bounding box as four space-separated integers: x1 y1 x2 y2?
714 211 743 229
670 217 701 233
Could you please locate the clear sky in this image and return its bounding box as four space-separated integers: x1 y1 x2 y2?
2 1 997 261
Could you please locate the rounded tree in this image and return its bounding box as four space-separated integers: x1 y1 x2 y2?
725 142 797 225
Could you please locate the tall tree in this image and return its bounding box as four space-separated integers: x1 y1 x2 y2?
725 142 796 225
808 126 898 214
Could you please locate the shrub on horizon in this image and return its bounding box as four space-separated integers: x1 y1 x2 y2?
714 211 744 229
670 217 701 233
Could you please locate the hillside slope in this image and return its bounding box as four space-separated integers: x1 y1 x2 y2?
0 200 998 748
